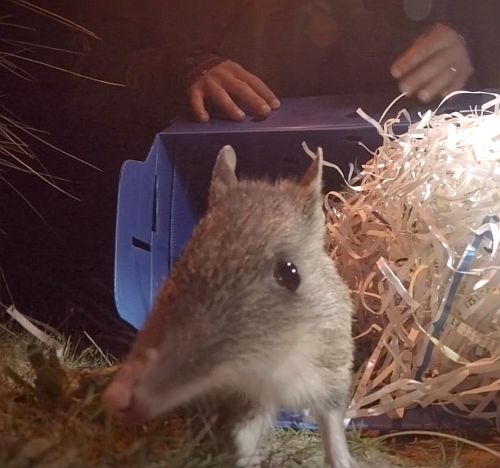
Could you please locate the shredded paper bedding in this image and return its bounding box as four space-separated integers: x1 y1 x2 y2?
321 92 500 424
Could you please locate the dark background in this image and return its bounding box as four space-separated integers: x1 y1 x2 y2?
1 1 499 352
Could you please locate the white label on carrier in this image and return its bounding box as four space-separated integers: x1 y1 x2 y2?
448 315 500 356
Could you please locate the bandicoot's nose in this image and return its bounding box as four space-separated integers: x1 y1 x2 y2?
102 378 152 424
102 378 132 414
102 349 159 424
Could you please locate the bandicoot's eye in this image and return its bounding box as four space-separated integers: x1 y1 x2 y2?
274 261 300 292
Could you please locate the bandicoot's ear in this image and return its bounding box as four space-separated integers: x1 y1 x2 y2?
209 145 238 205
299 151 323 211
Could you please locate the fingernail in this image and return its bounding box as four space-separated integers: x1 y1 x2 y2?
391 66 401 79
270 98 281 109
236 110 246 120
199 112 209 123
259 104 271 114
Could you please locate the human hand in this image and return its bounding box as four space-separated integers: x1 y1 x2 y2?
187 60 281 122
390 23 474 103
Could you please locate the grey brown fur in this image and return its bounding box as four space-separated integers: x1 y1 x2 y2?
103 146 355 468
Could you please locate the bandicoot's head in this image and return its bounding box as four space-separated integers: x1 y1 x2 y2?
102 146 349 423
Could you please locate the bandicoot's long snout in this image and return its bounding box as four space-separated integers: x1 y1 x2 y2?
102 349 159 424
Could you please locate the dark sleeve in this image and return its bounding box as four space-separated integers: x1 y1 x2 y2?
65 2 182 95
53 1 191 129
159 0 244 88
70 1 245 105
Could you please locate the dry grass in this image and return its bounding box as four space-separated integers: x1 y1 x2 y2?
1 312 500 468
0 314 388 468
1 0 122 223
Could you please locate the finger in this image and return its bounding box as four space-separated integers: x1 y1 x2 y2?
418 60 472 103
440 74 470 99
415 67 457 103
391 24 456 79
397 45 459 96
188 85 210 123
225 79 272 117
205 78 246 121
237 69 281 109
